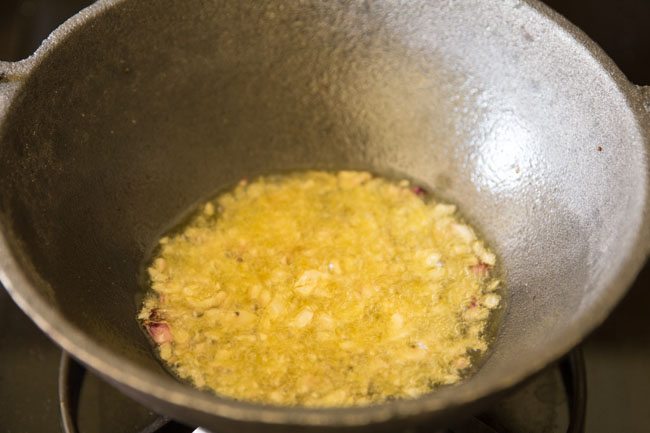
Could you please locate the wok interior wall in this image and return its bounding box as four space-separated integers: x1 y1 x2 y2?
0 0 644 387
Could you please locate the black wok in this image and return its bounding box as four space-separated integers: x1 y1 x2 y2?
0 0 649 431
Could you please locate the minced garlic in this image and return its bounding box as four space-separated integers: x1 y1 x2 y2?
139 171 501 407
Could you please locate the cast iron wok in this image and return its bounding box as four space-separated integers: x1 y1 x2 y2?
0 0 649 431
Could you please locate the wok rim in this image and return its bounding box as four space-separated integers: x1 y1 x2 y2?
0 0 648 427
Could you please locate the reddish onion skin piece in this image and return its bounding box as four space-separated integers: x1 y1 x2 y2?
410 186 427 197
146 322 173 344
470 263 490 278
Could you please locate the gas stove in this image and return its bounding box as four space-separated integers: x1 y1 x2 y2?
58 342 586 433
0 287 586 433
1 1 649 432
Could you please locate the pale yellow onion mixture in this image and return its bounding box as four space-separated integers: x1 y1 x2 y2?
139 171 501 407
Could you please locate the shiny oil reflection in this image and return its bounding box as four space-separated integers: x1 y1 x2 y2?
471 110 534 195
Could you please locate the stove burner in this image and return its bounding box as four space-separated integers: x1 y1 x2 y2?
58 351 586 433
58 354 193 433
561 349 587 433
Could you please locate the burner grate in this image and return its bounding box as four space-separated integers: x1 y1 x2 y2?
58 351 586 433
58 354 193 433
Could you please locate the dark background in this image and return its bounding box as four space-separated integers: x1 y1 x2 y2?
1 1 649 432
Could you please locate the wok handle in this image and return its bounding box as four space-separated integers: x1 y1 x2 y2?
0 60 30 123
641 84 650 130
640 85 650 257
640 85 650 103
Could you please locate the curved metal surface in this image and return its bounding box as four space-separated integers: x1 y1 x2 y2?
0 0 648 431
58 353 81 433
640 85 650 254
562 349 587 433
0 62 27 121
58 352 174 433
